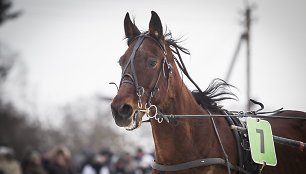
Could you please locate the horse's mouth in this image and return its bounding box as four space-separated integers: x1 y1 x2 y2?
111 101 144 130
125 111 143 131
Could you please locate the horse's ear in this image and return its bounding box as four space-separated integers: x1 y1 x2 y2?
124 12 140 44
149 11 164 41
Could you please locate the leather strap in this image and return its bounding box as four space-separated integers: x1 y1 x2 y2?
151 158 250 174
121 36 145 89
120 33 171 110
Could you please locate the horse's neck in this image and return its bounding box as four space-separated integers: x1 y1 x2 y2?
151 84 220 164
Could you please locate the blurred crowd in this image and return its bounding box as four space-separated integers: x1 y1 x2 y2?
0 145 154 174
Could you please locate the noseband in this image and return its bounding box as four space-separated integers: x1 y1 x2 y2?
120 33 172 120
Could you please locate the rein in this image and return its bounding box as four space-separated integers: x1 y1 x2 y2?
114 32 306 173
145 107 306 174
137 42 306 173
156 113 306 120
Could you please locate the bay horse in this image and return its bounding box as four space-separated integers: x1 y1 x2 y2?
110 11 306 174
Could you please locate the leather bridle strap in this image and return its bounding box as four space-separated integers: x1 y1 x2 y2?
151 158 250 174
120 33 171 109
121 35 146 92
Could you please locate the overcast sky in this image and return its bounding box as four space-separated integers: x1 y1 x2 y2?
0 0 305 122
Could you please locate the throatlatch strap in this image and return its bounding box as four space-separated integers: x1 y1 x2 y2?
151 158 250 174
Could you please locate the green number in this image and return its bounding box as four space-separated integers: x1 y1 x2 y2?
247 117 277 166
256 128 265 153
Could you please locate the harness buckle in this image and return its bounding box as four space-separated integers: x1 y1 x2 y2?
137 100 143 109
157 117 164 123
140 104 157 118
138 104 158 120
137 86 145 97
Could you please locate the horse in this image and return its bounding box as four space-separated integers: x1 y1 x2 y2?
110 11 306 174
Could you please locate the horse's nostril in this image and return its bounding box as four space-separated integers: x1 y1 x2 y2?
118 104 133 118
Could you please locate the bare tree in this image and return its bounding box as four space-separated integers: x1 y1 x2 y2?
0 0 21 93
59 96 133 154
0 0 21 26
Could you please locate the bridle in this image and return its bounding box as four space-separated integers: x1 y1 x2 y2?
119 33 172 122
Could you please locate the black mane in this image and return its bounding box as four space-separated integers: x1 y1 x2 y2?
192 79 237 111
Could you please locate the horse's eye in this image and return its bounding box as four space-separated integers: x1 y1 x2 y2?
148 59 157 68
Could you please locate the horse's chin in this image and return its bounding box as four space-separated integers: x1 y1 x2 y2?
125 111 143 131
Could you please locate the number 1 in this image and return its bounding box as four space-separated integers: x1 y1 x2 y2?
256 128 265 153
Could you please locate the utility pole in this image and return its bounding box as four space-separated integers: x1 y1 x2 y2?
225 1 255 111
245 5 252 111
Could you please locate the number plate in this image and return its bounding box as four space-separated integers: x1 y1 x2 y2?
246 117 277 166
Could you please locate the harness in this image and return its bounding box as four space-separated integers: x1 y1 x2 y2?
150 111 254 174
150 106 306 173
119 33 172 124
115 33 306 173
118 33 248 173
152 158 248 173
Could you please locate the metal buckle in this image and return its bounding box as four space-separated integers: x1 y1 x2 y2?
139 104 158 119
137 86 145 97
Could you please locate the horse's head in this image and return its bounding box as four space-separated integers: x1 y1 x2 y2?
111 11 175 130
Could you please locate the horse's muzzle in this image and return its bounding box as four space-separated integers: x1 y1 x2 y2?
111 101 134 127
